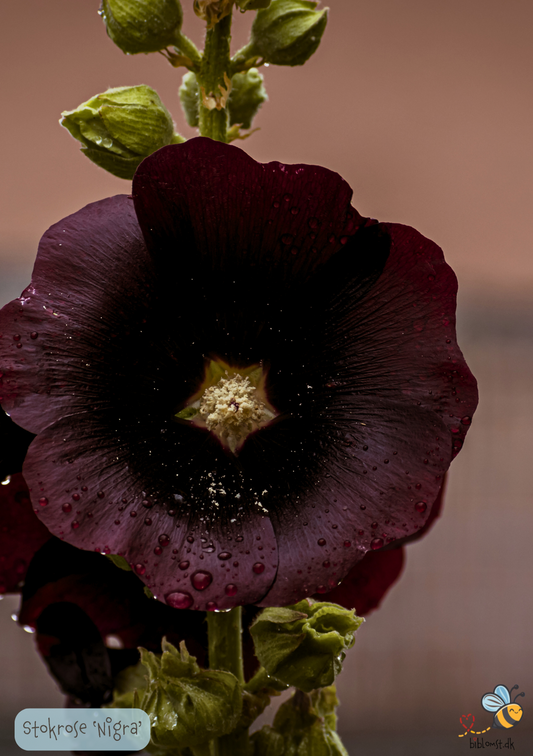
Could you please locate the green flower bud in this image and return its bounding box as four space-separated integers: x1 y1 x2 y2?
250 599 362 693
61 85 184 180
99 0 183 55
228 69 267 129
179 72 200 128
236 0 272 10
139 640 243 750
252 687 348 756
249 0 328 67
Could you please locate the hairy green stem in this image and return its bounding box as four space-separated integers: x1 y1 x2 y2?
197 13 233 141
206 607 248 756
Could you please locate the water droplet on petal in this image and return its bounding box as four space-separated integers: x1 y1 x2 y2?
225 583 237 597
166 591 193 609
218 552 231 560
371 538 384 550
38 497 48 507
191 571 212 591
178 560 189 571
252 562 265 574
30 332 38 340
415 501 427 513
317 538 326 546
62 503 72 513
71 520 80 530
154 546 162 555
206 601 218 611
134 563 146 575
158 534 170 547
343 540 351 548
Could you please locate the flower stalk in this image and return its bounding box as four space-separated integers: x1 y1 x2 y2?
196 12 233 142
206 607 248 756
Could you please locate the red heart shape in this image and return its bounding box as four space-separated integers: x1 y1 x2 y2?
460 713 475 732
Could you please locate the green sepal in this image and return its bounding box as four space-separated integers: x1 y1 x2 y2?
138 640 243 750
100 0 183 55
175 406 200 421
236 0 272 10
250 599 362 693
250 0 328 67
228 69 268 129
61 86 183 180
179 72 200 128
251 687 348 756
106 554 132 571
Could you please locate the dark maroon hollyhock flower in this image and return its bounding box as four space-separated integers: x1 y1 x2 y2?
0 138 477 611
0 473 51 593
317 482 446 614
18 538 208 704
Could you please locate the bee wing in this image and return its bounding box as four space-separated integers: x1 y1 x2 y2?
494 685 511 704
482 693 505 712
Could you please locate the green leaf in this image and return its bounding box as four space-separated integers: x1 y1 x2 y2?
250 599 362 692
139 640 243 750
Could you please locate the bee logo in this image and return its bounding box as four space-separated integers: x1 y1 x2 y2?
482 684 525 730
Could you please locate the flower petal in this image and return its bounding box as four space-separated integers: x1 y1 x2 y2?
0 195 149 434
23 416 278 610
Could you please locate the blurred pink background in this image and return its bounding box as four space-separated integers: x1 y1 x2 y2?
1 1 532 754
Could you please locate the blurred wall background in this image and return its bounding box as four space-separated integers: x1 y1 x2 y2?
1 1 532 754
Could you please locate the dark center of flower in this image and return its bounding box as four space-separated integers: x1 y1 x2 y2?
175 359 278 454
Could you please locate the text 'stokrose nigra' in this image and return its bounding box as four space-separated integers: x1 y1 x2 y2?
0 138 477 611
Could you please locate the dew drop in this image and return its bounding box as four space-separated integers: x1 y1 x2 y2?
371 522 378 529
71 520 80 530
461 416 471 426
158 534 170 547
134 563 145 575
178 560 189 571
343 540 351 548
30 332 38 340
72 493 80 501
97 491 105 499
191 571 212 591
38 497 48 507
206 601 218 611
362 445 368 451
130 510 137 518
154 546 162 556
218 552 231 560
252 562 265 574
225 583 237 597
415 501 427 513
360 504 366 510
317 538 326 546
316 585 328 594
166 591 193 609
323 560 330 568
187 536 194 544
370 538 384 550
144 518 152 526
358 529 364 536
